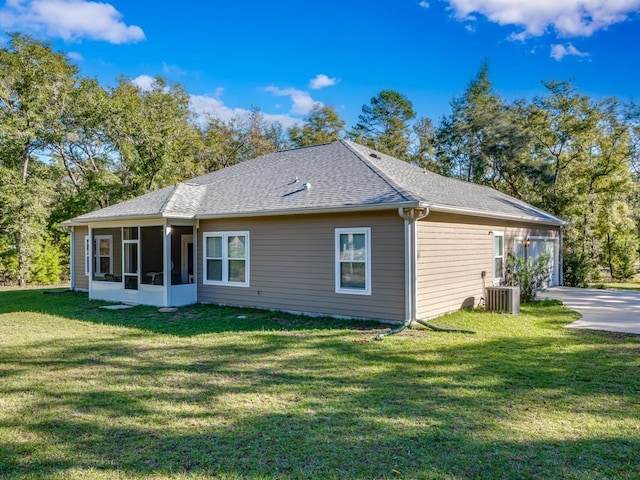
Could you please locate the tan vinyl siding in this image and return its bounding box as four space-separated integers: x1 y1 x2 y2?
72 226 89 291
416 212 560 319
198 211 405 322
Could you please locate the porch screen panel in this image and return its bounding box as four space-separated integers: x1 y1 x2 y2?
124 239 139 290
141 226 164 285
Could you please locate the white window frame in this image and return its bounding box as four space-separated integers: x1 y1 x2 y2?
84 235 90 276
203 231 250 287
493 231 505 283
335 227 372 296
94 235 113 277
122 227 140 290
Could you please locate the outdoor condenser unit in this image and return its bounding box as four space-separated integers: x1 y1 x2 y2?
485 286 520 314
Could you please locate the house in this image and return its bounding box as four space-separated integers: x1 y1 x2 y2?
62 140 565 323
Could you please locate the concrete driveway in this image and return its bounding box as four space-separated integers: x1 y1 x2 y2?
541 287 640 334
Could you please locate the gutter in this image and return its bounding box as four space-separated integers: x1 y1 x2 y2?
194 202 422 220
426 203 567 227
64 202 423 227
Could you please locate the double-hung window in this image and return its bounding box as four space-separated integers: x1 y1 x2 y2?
335 227 371 295
94 235 113 277
203 232 249 287
493 231 504 283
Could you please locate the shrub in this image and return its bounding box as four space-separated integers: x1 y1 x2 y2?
562 250 590 287
506 253 551 302
28 240 62 285
0 235 19 285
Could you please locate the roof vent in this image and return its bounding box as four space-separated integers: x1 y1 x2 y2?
369 153 380 159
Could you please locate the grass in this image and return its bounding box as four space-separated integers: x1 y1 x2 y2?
590 273 640 291
1 289 639 479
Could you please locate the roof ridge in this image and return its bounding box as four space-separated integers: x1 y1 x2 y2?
159 183 183 215
340 140 421 203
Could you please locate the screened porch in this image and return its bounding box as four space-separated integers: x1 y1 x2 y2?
87 222 196 307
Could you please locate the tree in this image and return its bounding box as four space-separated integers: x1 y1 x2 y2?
436 61 513 183
198 108 285 172
523 82 636 284
349 90 416 160
106 77 199 198
411 117 439 171
0 34 75 285
288 105 345 147
51 77 120 214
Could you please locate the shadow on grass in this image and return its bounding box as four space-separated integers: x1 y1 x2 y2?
4 413 639 479
2 328 639 479
2 288 640 478
0 288 385 336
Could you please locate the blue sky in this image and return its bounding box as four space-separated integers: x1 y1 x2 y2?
1 0 639 129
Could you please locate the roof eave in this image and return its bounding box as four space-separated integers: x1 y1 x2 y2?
426 203 567 226
195 201 422 220
61 212 197 227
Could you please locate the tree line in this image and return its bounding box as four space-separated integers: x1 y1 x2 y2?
1 34 638 286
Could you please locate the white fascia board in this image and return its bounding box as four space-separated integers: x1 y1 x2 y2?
425 203 567 227
195 202 421 220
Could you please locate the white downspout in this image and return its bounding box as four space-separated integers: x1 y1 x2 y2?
398 207 430 325
401 214 412 323
559 227 564 286
376 206 474 340
69 227 75 290
88 226 93 299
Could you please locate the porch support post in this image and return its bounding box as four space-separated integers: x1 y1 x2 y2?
88 226 93 299
164 222 171 307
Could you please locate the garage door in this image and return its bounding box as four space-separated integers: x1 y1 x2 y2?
515 238 558 287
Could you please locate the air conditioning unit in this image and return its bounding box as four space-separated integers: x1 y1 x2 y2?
485 286 520 314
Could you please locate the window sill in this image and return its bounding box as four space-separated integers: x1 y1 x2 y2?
203 281 250 288
335 288 371 296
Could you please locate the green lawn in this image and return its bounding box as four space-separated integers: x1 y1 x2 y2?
1 289 639 479
590 273 640 291
590 281 640 291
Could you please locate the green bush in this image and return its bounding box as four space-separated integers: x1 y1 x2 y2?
611 242 637 281
0 235 19 284
28 240 63 285
506 253 551 302
562 250 590 287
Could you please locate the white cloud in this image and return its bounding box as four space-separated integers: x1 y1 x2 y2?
550 42 590 60
264 85 321 115
309 74 339 90
67 51 83 61
189 93 301 129
419 1 429 8
162 62 186 76
0 0 145 44
443 0 640 38
131 74 155 91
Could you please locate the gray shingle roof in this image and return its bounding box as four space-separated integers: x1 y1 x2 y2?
64 140 564 226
